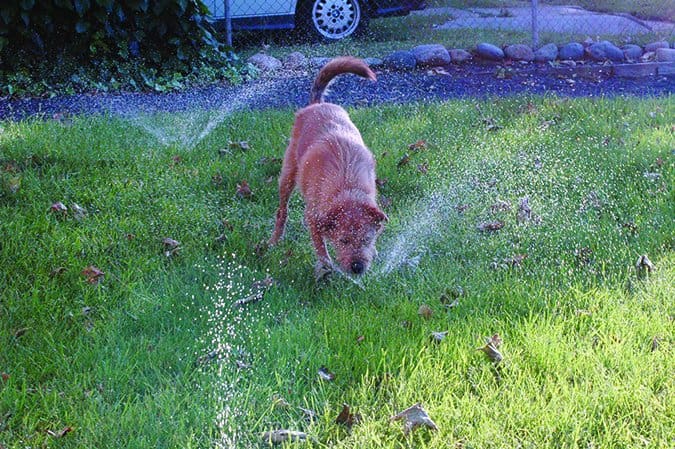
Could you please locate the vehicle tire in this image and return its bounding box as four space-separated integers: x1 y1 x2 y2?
299 0 368 41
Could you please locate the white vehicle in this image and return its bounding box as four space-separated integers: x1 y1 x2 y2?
203 0 426 41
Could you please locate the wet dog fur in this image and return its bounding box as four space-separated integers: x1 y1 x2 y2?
268 56 387 278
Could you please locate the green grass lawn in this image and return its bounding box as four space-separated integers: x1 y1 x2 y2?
1 96 674 448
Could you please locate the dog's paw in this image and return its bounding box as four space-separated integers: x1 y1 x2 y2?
314 260 334 282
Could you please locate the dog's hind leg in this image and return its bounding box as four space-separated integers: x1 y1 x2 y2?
269 145 297 245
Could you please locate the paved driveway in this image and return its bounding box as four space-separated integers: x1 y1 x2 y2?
417 5 674 37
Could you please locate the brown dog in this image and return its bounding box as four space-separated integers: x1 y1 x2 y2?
268 56 387 278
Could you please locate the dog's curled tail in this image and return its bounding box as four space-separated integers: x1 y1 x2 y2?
309 56 376 105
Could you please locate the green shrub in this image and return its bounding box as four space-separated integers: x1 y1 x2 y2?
0 0 246 96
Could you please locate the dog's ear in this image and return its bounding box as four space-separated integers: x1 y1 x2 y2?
365 205 388 225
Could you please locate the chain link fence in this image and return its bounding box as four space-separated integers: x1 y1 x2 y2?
203 1 674 51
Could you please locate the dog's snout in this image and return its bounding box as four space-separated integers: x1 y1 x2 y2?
351 260 365 275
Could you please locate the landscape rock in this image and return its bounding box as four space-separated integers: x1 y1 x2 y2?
448 48 472 63
475 42 504 61
534 43 558 62
309 57 331 68
655 48 675 62
622 44 643 61
247 53 282 72
383 50 417 70
411 44 452 67
283 52 307 70
644 41 669 52
587 40 624 62
559 42 584 60
504 44 534 61
364 57 384 69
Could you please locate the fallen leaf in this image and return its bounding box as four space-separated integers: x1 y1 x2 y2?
375 177 388 188
651 336 660 352
211 173 223 185
13 327 28 339
397 153 411 168
336 403 362 428
390 403 438 435
46 426 73 438
477 221 504 232
517 196 532 223
162 238 180 249
455 204 470 214
430 331 448 343
1 372 9 381
506 254 527 267
49 267 67 278
171 155 182 166
126 233 135 240
427 67 450 76
5 175 20 194
635 254 655 278
490 199 511 213
271 394 291 409
261 430 308 445
408 140 428 152
162 238 181 257
232 276 274 308
575 247 593 265
356 335 365 344
478 334 503 363
299 406 317 423
318 366 335 381
236 180 253 198
196 350 219 366
229 140 251 152
235 360 251 370
418 304 433 320
71 203 87 221
81 265 104 284
50 202 68 215
417 162 429 174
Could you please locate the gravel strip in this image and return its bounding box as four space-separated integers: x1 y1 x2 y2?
1 64 672 121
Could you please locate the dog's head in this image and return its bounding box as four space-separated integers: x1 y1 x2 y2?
319 202 388 275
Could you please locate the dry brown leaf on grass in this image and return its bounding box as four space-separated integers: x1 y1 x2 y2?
229 141 251 152
390 403 438 435
418 304 433 320
50 202 67 215
162 237 181 257
49 267 67 278
478 334 504 363
397 153 411 168
232 276 275 308
71 203 87 221
635 254 655 278
81 265 104 284
408 140 428 152
430 331 448 343
477 221 505 232
236 180 253 198
261 429 309 445
335 403 362 429
490 199 511 213
318 366 335 381
46 426 73 438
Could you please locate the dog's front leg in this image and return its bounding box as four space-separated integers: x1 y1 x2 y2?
308 223 333 280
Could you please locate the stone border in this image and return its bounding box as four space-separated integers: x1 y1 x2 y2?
246 39 675 80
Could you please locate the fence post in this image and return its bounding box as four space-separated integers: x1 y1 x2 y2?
531 0 539 48
224 0 232 47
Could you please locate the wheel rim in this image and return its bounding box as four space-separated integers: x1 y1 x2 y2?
311 0 360 40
